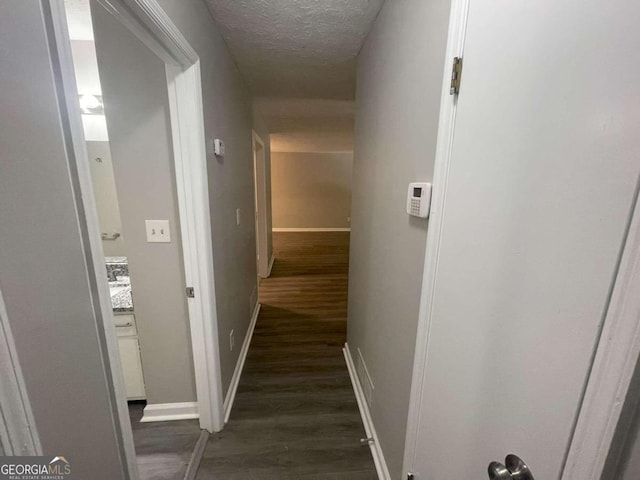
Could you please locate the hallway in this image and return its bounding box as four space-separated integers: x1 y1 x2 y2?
196 232 376 479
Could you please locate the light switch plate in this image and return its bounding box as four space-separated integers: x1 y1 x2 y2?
145 219 171 243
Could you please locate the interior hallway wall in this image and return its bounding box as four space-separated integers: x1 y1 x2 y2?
0 2 125 477
155 0 259 394
271 152 353 229
346 0 452 476
93 5 196 404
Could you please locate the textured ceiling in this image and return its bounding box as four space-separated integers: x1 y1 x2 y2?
205 0 385 151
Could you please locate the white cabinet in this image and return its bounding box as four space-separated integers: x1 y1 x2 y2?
114 314 146 400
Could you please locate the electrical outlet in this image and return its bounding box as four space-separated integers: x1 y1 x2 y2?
145 219 171 243
236 208 241 226
229 330 235 351
347 216 351 224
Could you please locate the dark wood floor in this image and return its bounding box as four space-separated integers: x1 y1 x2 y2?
129 402 201 480
196 232 376 479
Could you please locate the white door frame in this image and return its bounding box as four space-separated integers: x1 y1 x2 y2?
49 0 224 476
402 0 640 477
252 131 270 278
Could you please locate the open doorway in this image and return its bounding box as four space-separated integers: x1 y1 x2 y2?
252 131 272 279
59 0 223 477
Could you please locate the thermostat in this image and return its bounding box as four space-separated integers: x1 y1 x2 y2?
407 182 432 218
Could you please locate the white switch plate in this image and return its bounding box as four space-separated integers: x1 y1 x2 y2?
214 138 225 157
236 208 241 226
145 219 171 243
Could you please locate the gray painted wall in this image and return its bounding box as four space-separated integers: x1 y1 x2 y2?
271 152 353 229
92 5 197 405
346 0 451 476
0 2 125 476
155 0 258 394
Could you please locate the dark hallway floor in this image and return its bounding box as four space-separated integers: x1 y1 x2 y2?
196 232 377 479
129 402 202 480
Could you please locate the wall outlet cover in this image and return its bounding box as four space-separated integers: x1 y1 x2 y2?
145 219 171 243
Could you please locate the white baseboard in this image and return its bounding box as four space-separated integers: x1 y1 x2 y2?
267 254 275 277
223 302 261 423
140 402 199 422
343 343 391 480
272 227 351 232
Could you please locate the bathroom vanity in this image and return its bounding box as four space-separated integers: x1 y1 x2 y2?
106 257 146 400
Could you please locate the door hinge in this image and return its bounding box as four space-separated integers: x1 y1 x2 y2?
186 287 195 298
450 56 463 95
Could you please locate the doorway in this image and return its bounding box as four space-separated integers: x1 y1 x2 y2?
56 0 224 477
253 131 271 278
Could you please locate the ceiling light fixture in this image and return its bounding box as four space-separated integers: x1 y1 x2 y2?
79 94 104 115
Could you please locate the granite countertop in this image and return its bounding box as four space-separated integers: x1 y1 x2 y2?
110 279 134 313
105 257 134 313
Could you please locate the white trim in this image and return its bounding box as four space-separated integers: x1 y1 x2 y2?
402 0 470 476
267 254 276 277
252 131 270 278
272 228 351 232
343 343 391 480
562 185 640 479
223 303 261 423
165 60 224 433
140 402 199 422
0 289 42 456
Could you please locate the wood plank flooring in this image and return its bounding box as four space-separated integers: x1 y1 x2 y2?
129 402 202 480
196 232 376 479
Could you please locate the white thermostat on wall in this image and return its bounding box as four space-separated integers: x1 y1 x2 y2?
407 182 432 218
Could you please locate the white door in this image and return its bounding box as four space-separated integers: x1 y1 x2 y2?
406 0 640 478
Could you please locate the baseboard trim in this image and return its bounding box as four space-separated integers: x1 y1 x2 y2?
140 402 199 422
267 254 275 277
272 228 351 232
223 302 261 423
183 430 209 480
343 343 391 480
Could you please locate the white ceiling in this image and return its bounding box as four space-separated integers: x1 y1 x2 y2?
205 0 385 152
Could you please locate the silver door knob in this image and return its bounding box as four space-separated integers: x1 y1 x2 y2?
487 455 534 480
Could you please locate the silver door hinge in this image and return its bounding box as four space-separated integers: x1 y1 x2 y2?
450 56 463 95
186 287 195 298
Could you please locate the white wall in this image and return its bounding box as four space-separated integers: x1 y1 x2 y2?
347 0 452 476
271 152 353 229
